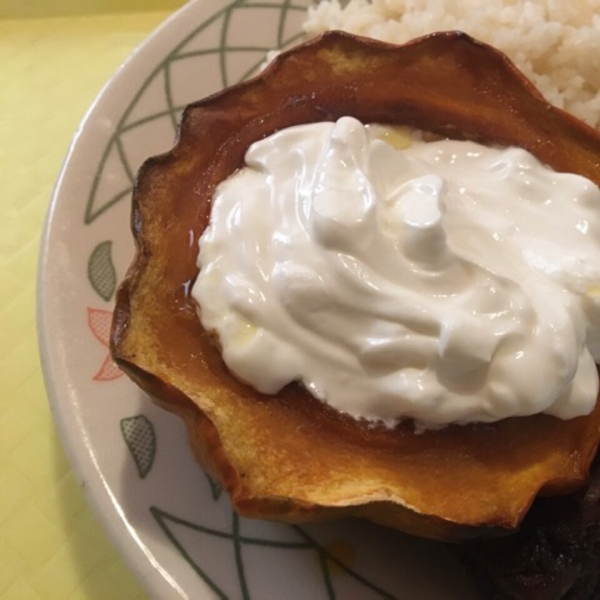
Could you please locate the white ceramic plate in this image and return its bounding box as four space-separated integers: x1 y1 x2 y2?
38 1 478 598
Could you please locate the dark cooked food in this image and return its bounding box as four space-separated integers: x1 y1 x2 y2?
110 30 600 544
460 456 600 600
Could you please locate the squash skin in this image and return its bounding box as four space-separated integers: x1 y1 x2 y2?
111 30 600 542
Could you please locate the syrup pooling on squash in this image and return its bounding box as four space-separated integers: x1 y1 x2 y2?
192 116 600 428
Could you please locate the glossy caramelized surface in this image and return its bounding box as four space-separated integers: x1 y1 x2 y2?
111 31 600 541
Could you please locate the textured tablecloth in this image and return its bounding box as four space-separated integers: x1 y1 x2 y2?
0 7 185 598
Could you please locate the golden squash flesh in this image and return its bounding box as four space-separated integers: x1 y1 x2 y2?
111 31 600 542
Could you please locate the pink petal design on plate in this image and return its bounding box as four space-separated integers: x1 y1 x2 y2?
88 307 112 347
93 353 123 381
88 307 123 380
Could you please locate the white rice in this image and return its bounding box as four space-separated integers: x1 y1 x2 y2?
303 0 600 129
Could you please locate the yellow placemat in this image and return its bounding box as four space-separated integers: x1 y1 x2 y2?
0 10 184 599
0 1 186 19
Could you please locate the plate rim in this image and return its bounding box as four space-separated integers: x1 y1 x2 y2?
36 2 233 597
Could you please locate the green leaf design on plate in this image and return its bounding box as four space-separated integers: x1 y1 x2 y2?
206 473 224 500
84 0 309 225
88 240 117 301
121 415 156 479
150 507 397 599
151 507 311 600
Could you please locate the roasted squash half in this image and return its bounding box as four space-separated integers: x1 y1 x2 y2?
111 31 600 542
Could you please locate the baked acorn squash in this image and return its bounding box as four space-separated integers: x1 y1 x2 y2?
111 31 600 542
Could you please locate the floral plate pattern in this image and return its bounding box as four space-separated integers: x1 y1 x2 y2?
38 1 477 598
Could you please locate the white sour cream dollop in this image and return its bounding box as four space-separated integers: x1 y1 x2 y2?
192 116 600 428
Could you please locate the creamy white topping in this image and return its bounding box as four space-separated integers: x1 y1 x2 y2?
193 116 600 428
